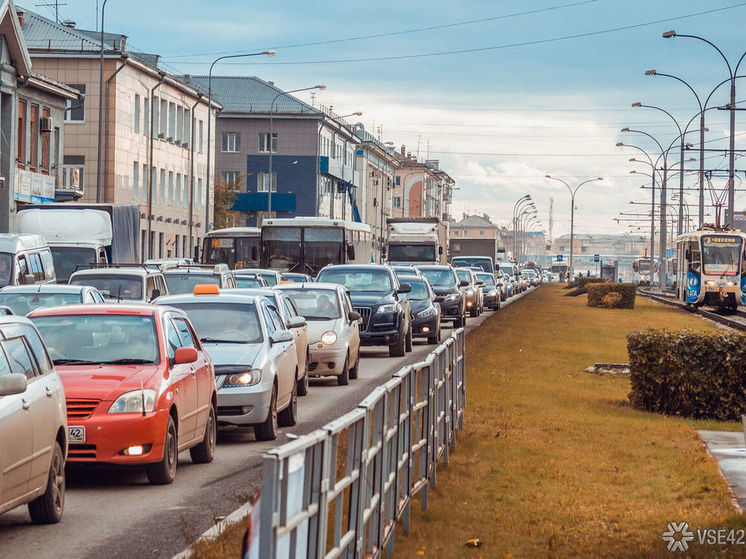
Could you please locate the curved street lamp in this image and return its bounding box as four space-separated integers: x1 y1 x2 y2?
545 175 603 280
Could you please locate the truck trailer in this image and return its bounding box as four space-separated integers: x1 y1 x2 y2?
385 217 448 265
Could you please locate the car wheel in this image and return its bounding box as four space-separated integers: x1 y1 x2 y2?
337 354 350 385
189 404 216 464
454 313 464 329
405 325 413 352
427 329 439 345
28 441 64 524
147 416 178 485
255 385 278 441
389 330 406 357
469 303 478 317
297 352 310 397
349 352 360 380
278 376 298 427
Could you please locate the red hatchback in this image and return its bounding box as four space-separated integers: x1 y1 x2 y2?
28 304 217 485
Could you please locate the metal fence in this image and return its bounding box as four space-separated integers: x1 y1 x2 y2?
258 327 466 558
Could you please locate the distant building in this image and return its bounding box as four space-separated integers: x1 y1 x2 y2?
0 1 79 232
391 146 453 222
180 76 361 227
21 7 218 259
552 233 648 257
450 213 500 239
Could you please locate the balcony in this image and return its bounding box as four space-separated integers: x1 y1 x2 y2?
320 156 359 186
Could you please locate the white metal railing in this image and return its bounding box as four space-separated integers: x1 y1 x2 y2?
257 328 466 558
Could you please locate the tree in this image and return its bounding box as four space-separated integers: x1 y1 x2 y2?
213 174 242 229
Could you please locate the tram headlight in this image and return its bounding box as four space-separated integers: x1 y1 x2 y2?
705 280 716 286
727 281 736 286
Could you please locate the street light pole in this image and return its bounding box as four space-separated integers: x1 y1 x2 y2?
267 85 326 221
95 0 109 203
512 195 531 260
545 175 603 280
206 50 276 232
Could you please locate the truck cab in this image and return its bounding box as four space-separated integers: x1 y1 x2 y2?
385 218 447 265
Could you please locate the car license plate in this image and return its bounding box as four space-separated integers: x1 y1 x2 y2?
68 426 86 443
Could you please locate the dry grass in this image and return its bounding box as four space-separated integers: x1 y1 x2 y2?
394 286 746 558
187 515 247 559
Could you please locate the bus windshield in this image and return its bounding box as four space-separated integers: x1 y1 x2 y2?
303 228 343 274
203 236 260 269
263 227 301 272
701 235 743 276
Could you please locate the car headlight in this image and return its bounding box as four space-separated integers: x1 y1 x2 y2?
445 293 460 302
417 306 437 318
466 289 474 296
223 369 262 388
488 289 497 296
321 331 337 345
108 389 156 414
376 303 399 314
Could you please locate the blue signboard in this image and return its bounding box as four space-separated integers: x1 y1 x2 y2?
556 254 563 261
593 254 600 262
686 272 700 303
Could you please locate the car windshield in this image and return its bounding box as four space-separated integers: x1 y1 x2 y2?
50 246 98 283
32 314 159 365
407 281 430 300
166 302 263 343
70 274 143 301
420 268 456 287
164 273 219 294
476 274 495 286
452 258 493 273
283 273 309 282
318 269 393 293
259 273 278 286
0 292 81 315
235 277 264 288
456 269 472 283
281 289 341 320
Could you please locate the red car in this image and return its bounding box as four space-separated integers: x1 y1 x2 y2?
28 304 217 485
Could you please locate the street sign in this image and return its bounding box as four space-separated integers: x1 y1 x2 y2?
593 254 600 262
556 254 563 261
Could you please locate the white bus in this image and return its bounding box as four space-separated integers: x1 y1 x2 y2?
260 217 373 276
202 227 261 270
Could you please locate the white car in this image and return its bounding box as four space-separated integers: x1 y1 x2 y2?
276 283 361 386
156 288 299 441
0 316 67 523
230 288 310 395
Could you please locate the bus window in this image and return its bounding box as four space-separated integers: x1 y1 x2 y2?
236 237 260 269
304 228 343 273
204 237 236 268
263 227 301 271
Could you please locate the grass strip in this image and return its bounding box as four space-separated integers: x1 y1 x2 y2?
394 286 746 558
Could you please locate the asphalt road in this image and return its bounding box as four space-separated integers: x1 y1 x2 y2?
0 288 535 559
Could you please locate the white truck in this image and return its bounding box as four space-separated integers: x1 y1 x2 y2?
16 205 139 282
385 217 448 265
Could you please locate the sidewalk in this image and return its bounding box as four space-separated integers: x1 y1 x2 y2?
700 429 746 511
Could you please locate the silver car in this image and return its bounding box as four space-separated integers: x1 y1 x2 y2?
155 291 299 441
276 283 361 386
0 316 67 523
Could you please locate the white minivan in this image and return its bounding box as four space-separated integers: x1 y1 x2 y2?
0 316 67 523
0 234 57 286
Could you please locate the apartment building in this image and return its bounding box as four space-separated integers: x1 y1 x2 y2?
391 146 453 222
354 127 399 261
181 76 361 227
0 1 78 232
21 7 218 259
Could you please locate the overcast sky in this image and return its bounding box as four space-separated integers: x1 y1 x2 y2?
31 0 746 237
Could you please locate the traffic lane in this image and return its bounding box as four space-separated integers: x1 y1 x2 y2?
0 288 534 559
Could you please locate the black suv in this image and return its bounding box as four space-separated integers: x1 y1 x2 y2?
316 264 412 357
418 265 467 328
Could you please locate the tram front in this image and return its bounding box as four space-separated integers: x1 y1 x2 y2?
699 233 746 309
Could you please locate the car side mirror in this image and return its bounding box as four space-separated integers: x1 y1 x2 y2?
288 316 306 329
0 373 27 396
270 330 294 345
459 280 469 287
348 310 361 322
397 283 412 294
476 280 484 285
22 273 35 285
151 288 161 301
173 347 198 365
346 245 355 260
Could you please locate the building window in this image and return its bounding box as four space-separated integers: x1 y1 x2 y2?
40 107 51 173
142 164 148 201
258 132 277 153
197 178 203 209
17 99 25 169
160 99 167 139
176 173 182 206
199 120 203 153
133 161 139 200
184 109 191 146
65 84 85 122
29 104 38 171
158 232 165 259
221 132 240 153
222 171 240 185
453 230 458 236
143 97 149 136
393 196 401 208
62 155 84 192
183 176 189 208
152 97 159 137
160 168 166 203
134 94 140 133
257 172 276 192
176 106 183 143
168 102 176 141
395 176 401 186
168 171 174 205
480 230 485 236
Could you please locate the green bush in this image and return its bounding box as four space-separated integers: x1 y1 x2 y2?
587 283 636 309
564 277 605 290
627 329 746 420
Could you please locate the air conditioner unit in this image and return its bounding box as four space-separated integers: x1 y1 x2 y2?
40 116 54 132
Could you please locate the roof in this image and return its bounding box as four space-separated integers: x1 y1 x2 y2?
235 268 282 276
275 282 346 292
154 293 262 305
27 303 158 317
0 233 47 252
1 1 31 75
207 227 261 237
20 7 107 53
452 214 497 228
0 284 90 294
70 267 151 278
177 75 323 116
263 217 371 233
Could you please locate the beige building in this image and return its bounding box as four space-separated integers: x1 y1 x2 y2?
21 8 217 259
391 146 453 222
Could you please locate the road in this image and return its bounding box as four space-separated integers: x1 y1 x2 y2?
0 288 534 559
